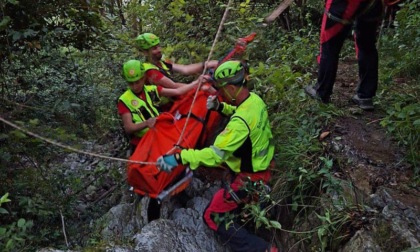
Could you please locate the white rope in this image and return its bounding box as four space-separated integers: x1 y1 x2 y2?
0 1 234 164
0 116 152 165
171 0 233 153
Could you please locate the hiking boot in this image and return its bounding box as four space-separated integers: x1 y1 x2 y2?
351 94 374 111
304 85 329 103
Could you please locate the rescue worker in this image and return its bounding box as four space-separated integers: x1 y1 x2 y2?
156 60 278 252
304 0 384 110
118 59 201 152
135 33 219 90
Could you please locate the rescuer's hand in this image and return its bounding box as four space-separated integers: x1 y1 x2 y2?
206 95 220 111
157 153 181 173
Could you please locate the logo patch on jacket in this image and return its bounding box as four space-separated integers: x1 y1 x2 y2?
131 100 139 107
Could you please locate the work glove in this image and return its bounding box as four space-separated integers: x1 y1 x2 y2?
206 95 220 111
157 153 181 173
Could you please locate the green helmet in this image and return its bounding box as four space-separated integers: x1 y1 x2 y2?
135 33 160 50
122 60 145 82
213 60 247 88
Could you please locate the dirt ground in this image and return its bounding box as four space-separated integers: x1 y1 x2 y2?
322 58 420 212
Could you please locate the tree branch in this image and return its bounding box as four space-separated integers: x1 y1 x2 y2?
264 0 294 24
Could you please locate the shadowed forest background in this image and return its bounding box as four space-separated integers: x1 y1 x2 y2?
1 0 419 251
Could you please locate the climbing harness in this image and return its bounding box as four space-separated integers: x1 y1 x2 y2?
324 0 379 25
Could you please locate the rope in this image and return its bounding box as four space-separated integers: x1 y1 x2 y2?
0 116 153 165
1 1 234 164
171 0 233 153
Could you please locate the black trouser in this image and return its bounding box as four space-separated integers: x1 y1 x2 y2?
217 222 270 252
204 171 272 252
315 0 383 101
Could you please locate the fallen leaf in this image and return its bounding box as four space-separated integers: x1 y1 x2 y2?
319 131 330 141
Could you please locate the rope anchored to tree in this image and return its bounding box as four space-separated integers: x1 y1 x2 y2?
0 0 235 166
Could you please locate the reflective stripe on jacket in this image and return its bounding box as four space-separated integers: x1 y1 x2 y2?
144 61 173 79
118 86 160 138
181 92 274 173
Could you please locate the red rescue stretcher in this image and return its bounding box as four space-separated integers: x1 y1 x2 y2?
127 86 222 202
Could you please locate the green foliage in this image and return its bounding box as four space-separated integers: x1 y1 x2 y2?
1 46 123 137
318 157 341 194
378 1 420 174
0 193 11 213
0 156 65 249
212 179 281 233
380 0 420 79
380 99 420 173
265 31 319 72
315 209 351 251
0 0 104 61
242 204 281 230
212 211 235 230
286 155 338 213
1 0 419 250
0 193 36 251
239 179 281 231
1 1 138 250
127 0 225 64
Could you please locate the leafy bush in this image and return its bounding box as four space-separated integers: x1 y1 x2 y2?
380 99 420 173
379 0 420 175
0 193 36 251
380 0 420 79
1 0 419 250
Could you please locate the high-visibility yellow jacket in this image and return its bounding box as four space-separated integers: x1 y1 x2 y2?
118 86 160 138
181 92 274 173
143 62 173 108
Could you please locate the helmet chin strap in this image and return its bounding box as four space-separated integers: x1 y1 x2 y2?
225 85 243 104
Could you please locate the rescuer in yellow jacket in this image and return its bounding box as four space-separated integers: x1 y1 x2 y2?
118 59 200 152
135 33 219 111
135 33 218 89
156 60 277 252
